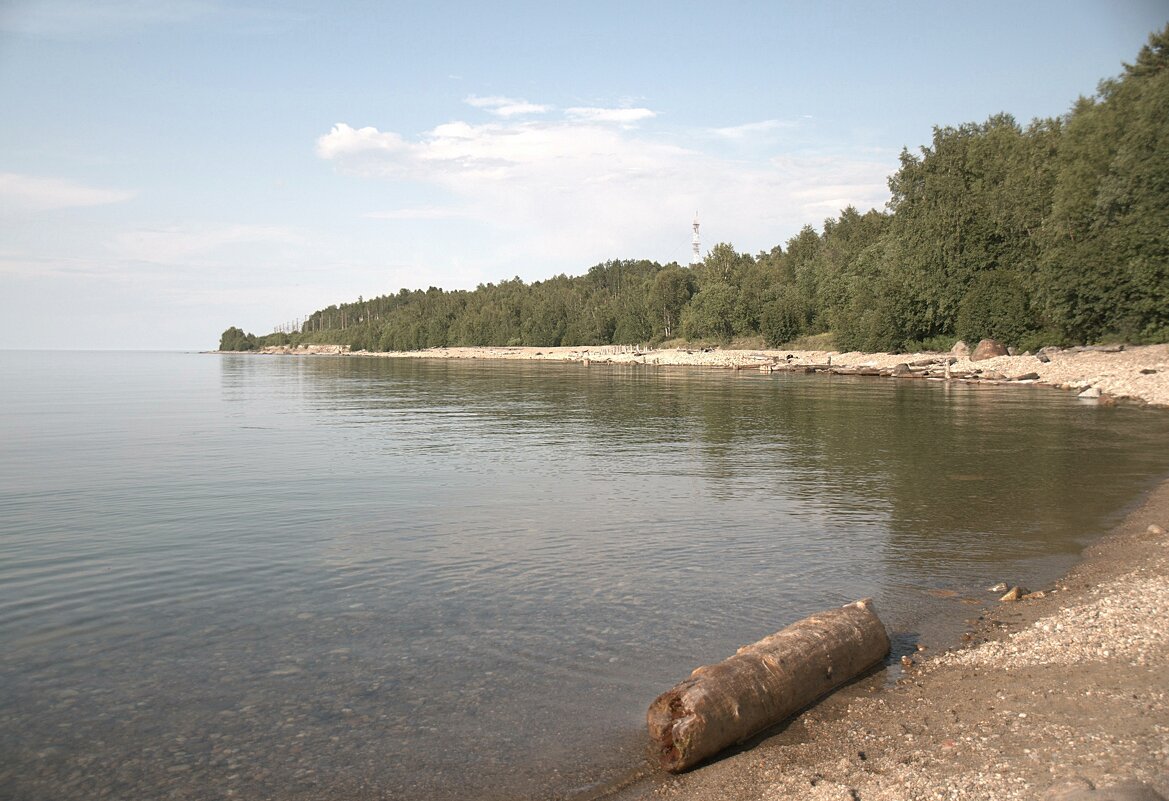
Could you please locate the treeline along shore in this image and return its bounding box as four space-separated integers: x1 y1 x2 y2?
221 28 1169 362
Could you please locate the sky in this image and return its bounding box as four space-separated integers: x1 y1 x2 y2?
1 1 1166 350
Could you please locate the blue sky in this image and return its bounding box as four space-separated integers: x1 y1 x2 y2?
1 1 1165 350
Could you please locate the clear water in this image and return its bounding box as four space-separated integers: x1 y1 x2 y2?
3 351 1168 800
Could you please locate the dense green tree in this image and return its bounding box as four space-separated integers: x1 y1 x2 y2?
956 270 1035 346
1039 25 1169 343
783 225 826 331
829 240 920 352
681 281 737 342
696 242 753 288
884 114 1051 341
811 207 891 334
647 265 695 339
759 285 807 346
218 326 256 351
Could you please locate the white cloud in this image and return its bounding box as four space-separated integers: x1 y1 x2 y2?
564 107 656 124
465 95 550 117
318 115 685 180
709 119 793 140
316 103 894 273
315 123 406 159
0 172 135 212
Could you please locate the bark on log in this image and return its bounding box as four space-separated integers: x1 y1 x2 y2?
646 599 890 772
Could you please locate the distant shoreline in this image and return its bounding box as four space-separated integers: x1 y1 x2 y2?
230 342 1169 408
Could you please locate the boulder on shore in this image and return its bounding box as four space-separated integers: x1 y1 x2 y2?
951 340 970 360
971 339 1009 361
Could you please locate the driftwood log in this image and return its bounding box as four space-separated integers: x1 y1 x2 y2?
646 599 890 772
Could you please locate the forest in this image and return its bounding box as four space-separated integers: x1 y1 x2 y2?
222 27 1168 354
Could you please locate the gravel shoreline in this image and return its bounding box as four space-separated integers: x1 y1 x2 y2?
255 343 1169 408
604 478 1169 801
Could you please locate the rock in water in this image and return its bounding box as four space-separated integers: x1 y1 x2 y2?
971 339 1009 361
1000 586 1029 602
646 599 890 772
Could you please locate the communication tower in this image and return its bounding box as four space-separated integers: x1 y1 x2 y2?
691 212 701 266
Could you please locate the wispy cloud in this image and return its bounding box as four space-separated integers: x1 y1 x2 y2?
709 119 794 140
0 172 135 212
0 0 306 38
364 207 473 221
0 0 213 37
465 95 550 117
0 222 306 284
110 223 304 266
564 106 656 124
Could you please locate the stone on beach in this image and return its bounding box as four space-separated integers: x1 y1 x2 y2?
971 339 1009 361
999 586 1030 602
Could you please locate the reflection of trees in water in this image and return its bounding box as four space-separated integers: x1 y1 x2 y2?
874 383 1169 582
265 356 1169 583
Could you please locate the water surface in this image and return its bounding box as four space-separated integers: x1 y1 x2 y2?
3 351 1168 800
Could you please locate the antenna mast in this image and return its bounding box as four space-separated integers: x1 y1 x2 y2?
691 212 701 266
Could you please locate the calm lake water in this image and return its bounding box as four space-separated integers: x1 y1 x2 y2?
3 350 1169 800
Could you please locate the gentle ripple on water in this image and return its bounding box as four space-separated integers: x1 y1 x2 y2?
2 351 1169 800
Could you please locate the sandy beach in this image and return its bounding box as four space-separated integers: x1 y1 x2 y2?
260 343 1169 409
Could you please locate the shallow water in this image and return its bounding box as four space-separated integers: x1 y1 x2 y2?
2 351 1169 800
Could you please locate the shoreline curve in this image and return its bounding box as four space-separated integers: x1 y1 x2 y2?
240 343 1169 408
